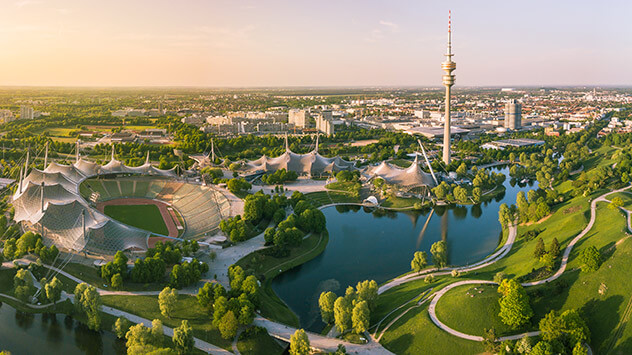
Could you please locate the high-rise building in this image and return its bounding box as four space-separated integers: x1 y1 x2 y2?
0 109 15 123
504 100 522 130
20 106 34 120
288 109 310 128
316 110 334 135
441 11 456 165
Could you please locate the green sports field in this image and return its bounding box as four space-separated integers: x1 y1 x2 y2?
103 204 169 235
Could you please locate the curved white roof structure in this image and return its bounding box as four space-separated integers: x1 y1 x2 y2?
244 147 355 176
366 156 436 189
13 153 180 255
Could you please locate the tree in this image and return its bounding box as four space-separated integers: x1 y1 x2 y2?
113 316 132 339
352 300 370 334
264 227 276 244
540 252 555 272
534 237 546 259
289 329 311 355
579 246 601 272
430 240 448 268
218 310 238 340
472 187 482 203
111 273 123 290
14 269 34 302
539 309 590 347
228 265 245 291
572 342 588 355
549 237 561 258
334 296 351 332
456 162 468 178
173 320 194 354
498 203 513 229
126 323 155 354
319 291 337 324
355 280 378 309
151 319 164 346
515 335 533 354
530 341 554 355
453 186 468 203
44 276 62 305
197 282 216 309
159 287 178 318
497 279 533 328
410 251 428 274
241 275 260 302
74 283 102 331
610 196 624 209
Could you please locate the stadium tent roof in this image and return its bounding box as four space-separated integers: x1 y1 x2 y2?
244 148 355 175
13 155 180 255
366 156 436 189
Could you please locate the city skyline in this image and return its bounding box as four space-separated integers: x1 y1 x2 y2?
0 0 630 87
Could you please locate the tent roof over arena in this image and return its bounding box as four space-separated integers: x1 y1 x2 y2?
365 156 436 189
243 136 355 175
13 151 178 255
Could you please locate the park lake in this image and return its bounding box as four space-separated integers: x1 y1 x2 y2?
271 166 538 331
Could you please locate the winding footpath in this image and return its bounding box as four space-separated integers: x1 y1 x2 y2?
425 186 631 343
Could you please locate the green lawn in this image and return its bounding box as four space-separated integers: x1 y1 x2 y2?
237 328 285 355
304 191 361 207
379 302 484 355
101 294 233 351
104 204 169 235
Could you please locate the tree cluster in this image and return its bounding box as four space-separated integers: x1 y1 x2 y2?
319 280 377 334
538 309 590 354
2 231 59 263
261 168 298 185
169 259 208 289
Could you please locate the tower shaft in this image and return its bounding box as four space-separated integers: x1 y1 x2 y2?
441 11 456 165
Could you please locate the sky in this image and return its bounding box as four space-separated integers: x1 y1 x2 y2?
0 0 631 87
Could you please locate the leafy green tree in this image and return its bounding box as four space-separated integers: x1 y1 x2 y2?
44 276 63 305
430 240 448 268
3 239 16 260
549 238 561 258
539 309 590 347
212 296 228 327
352 300 370 334
264 227 276 244
113 316 132 339
610 196 624 209
218 311 238 340
228 265 245 291
540 252 555 272
456 162 468 178
159 287 178 318
534 237 546 259
151 319 164 346
531 341 554 355
579 246 601 272
74 283 102 331
14 269 34 302
472 187 482 203
410 251 428 274
197 282 216 309
173 320 194 354
111 273 123 290
497 279 533 328
334 296 352 332
355 280 378 310
515 335 533 354
289 329 311 355
318 291 337 324
572 342 588 355
453 186 468 203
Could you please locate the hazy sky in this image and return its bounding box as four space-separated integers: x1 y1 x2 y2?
0 0 630 87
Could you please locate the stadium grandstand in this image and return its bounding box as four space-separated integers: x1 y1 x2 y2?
13 147 230 256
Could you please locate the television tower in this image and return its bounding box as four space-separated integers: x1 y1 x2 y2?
442 11 456 165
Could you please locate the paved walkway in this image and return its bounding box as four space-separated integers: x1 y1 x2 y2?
425 186 631 342
254 317 394 354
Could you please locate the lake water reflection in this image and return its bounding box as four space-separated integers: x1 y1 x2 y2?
271 166 536 331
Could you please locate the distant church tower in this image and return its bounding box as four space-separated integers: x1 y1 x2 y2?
442 11 456 165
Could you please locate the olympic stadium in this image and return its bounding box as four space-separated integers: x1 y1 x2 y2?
12 151 230 256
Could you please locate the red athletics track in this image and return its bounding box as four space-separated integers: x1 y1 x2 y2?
96 198 180 248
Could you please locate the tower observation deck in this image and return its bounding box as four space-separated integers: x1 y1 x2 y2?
442 11 456 165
